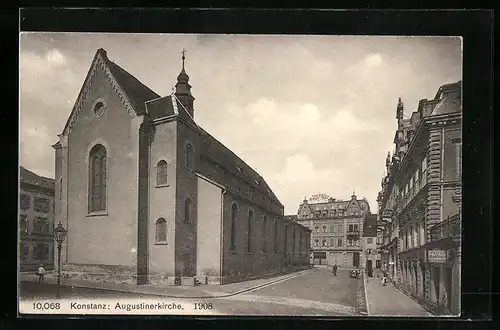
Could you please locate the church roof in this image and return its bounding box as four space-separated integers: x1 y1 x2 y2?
198 128 281 205
102 50 161 115
285 215 298 222
19 166 55 190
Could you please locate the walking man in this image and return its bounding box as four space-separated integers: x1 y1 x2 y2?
332 262 338 276
36 264 46 283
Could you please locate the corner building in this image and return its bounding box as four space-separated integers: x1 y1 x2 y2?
52 49 310 285
294 193 371 268
377 81 462 315
19 167 55 271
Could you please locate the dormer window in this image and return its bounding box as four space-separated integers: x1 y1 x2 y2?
236 165 243 173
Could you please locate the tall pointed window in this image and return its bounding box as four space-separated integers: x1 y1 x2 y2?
273 219 278 253
157 160 168 186
230 203 238 251
155 218 167 244
185 143 194 169
184 198 192 223
262 215 267 253
88 144 107 213
247 210 253 252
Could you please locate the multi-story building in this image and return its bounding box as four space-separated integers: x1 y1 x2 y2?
361 214 381 270
377 81 462 315
294 193 371 268
19 166 55 272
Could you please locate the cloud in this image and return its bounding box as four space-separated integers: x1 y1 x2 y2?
364 53 383 67
274 153 339 185
45 49 67 66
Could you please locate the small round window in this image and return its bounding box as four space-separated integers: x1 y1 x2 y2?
93 101 106 117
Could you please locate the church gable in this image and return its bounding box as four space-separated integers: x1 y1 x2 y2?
62 48 160 136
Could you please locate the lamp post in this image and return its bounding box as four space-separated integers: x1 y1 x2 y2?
54 222 67 299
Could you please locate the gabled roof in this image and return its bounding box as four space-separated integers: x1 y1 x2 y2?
363 214 378 237
20 166 55 190
104 54 160 115
62 48 160 134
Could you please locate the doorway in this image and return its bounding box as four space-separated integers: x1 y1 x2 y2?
376 260 382 269
444 266 453 311
366 259 373 271
353 252 360 268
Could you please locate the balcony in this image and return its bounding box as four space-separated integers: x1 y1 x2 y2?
430 214 461 241
346 230 360 237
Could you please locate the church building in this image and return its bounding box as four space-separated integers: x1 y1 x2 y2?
52 48 310 285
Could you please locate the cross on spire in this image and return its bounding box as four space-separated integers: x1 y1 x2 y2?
181 48 187 69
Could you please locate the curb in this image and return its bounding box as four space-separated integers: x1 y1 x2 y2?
20 268 313 300
362 273 371 316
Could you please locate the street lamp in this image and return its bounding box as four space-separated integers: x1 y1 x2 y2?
54 222 67 299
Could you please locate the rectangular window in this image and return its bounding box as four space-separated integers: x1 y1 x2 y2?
314 239 319 247
329 237 336 246
19 215 28 232
322 225 327 233
20 194 30 210
315 226 319 233
421 157 428 184
348 224 353 232
21 243 29 261
338 224 343 233
322 239 327 247
33 197 50 213
337 238 343 247
353 224 359 232
33 217 49 233
367 237 373 244
409 176 414 189
330 225 335 233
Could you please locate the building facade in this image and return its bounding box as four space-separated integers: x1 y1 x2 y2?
361 214 381 270
294 193 371 268
19 167 55 272
52 48 310 286
377 81 462 315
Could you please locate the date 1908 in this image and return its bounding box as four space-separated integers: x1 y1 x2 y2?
193 302 214 310
32 302 61 310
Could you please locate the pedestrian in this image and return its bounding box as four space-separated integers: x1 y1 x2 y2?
381 272 388 286
367 267 373 278
332 263 337 276
36 264 46 283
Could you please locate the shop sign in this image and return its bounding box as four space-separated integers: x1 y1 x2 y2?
427 249 448 263
313 252 326 259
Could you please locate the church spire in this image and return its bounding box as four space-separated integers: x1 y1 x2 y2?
175 48 195 118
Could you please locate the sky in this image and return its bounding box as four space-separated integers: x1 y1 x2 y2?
19 33 462 214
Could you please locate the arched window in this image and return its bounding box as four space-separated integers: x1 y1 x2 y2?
262 215 267 253
156 218 167 244
58 177 62 200
273 219 278 253
230 203 238 250
247 210 253 252
185 143 194 169
292 228 296 255
184 198 191 223
157 160 168 186
88 144 107 213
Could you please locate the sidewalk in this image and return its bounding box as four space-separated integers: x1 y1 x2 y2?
19 268 312 299
364 275 434 317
